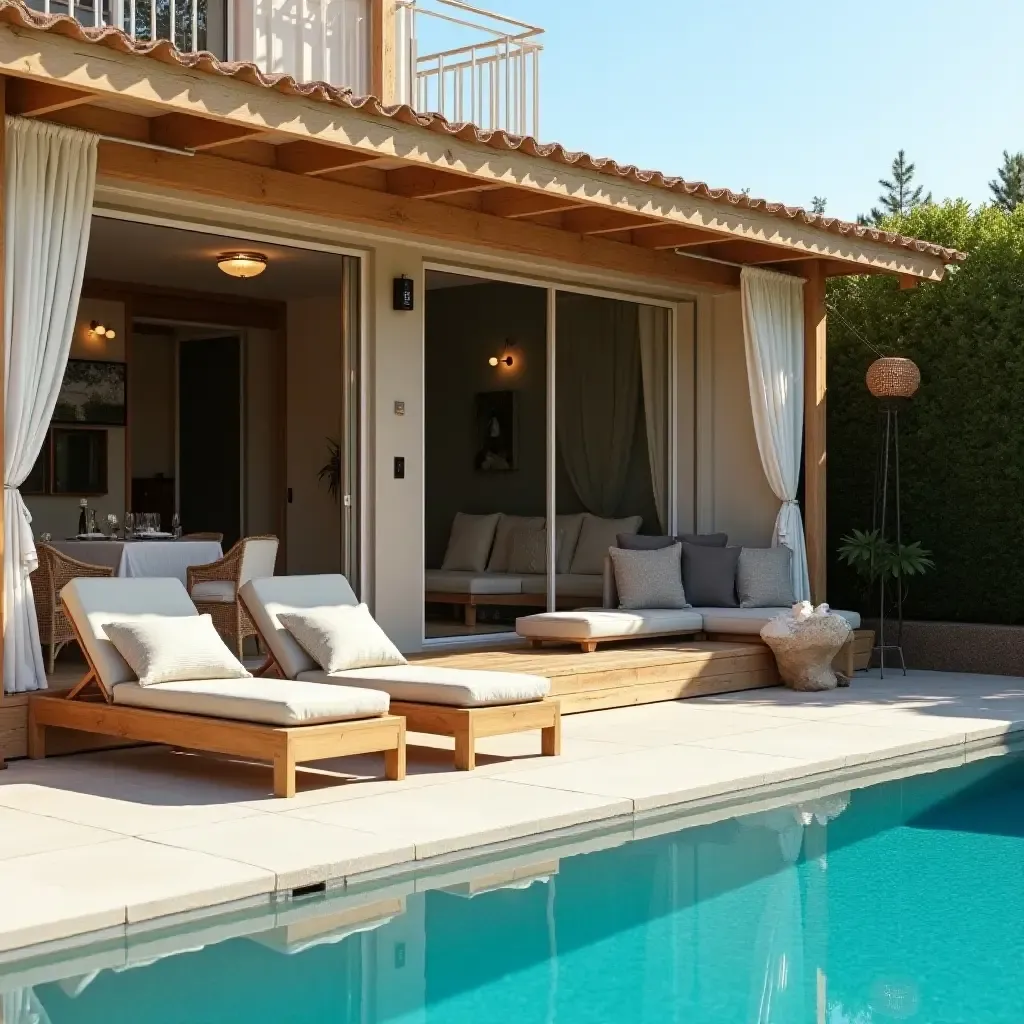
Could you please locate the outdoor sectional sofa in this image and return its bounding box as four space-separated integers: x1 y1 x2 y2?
425 511 642 626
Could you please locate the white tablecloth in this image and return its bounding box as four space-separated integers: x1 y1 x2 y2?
50 540 223 586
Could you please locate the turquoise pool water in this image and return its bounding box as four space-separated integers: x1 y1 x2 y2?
15 754 1024 1023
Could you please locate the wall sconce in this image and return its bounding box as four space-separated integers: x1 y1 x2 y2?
488 340 514 368
89 320 116 340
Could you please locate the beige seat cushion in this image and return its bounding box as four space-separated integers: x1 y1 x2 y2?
696 607 861 634
298 664 550 708
441 513 501 572
62 577 201 690
424 570 525 595
279 604 407 673
112 676 390 726
520 574 603 598
486 515 545 572
239 575 360 679
569 515 642 576
190 580 236 604
516 609 704 641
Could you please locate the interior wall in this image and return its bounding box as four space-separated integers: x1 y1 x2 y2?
285 296 343 574
706 291 778 546
130 333 176 479
24 299 127 540
245 327 282 538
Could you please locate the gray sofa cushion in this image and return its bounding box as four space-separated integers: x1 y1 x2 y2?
737 546 796 608
616 532 729 550
570 515 642 575
487 515 545 572
609 543 689 609
697 607 862 634
441 513 501 572
682 543 740 607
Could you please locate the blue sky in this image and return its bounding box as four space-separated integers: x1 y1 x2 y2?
486 0 1024 221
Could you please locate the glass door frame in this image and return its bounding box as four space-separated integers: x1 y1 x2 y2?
423 259 684 646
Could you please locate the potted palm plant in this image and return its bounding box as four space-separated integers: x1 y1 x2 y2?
317 439 340 501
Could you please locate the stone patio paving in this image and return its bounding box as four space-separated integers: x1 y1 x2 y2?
2 667 1024 956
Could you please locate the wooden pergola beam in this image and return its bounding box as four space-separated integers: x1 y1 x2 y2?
560 208 658 235
802 259 827 603
97 143 740 290
386 166 494 199
630 224 724 249
149 113 265 150
6 78 94 117
481 189 589 219
370 0 398 104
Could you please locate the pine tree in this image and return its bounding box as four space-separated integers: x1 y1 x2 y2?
811 196 827 214
864 150 932 223
989 151 1024 213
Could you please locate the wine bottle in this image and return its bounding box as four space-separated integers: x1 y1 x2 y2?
78 500 88 536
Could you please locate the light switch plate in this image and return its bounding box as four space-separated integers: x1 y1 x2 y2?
394 401 405 416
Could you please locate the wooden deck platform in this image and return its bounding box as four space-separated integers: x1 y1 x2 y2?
414 639 781 715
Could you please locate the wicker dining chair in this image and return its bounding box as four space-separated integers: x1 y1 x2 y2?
187 535 279 657
32 543 116 674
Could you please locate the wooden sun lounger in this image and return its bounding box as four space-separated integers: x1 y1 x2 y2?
30 601 406 798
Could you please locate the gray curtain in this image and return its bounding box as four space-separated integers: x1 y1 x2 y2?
556 295 639 516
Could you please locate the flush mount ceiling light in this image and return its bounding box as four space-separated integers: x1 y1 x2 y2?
89 320 116 340
216 252 268 279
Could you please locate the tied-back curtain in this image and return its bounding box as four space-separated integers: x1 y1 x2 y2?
4 117 98 693
555 295 639 517
740 266 810 602
638 304 669 532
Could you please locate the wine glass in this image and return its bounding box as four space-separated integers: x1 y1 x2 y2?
171 512 181 539
124 512 134 539
106 513 118 539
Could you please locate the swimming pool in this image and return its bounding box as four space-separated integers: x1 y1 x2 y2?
7 753 1022 1023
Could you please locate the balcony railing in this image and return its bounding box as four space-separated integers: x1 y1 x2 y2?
395 0 542 137
27 0 229 57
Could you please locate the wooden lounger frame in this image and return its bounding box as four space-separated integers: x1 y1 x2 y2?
30 607 407 798
254 651 560 772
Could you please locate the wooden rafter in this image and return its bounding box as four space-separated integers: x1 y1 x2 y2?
386 166 493 199
149 113 265 150
6 78 93 116
681 240 811 265
630 224 724 249
275 140 380 175
480 189 589 219
560 208 658 235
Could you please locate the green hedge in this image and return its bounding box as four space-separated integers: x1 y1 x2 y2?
827 201 1024 624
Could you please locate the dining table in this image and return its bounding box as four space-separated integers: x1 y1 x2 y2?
48 539 224 586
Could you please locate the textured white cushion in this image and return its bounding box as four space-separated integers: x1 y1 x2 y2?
424 570 525 595
441 513 501 572
239 574 359 679
279 604 406 674
516 609 704 641
569 515 642 576
696 607 862 634
609 543 689 609
103 614 251 686
61 577 201 691
297 665 549 708
238 537 279 584
508 527 563 575
486 515 544 573
112 676 390 726
555 514 587 574
519 574 603 598
190 580 236 604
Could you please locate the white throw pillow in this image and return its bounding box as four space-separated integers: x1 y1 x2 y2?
102 615 251 686
441 512 501 572
278 604 407 674
507 527 563 575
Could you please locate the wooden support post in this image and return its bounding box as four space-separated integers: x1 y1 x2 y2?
803 259 827 605
0 76 7 770
371 0 398 105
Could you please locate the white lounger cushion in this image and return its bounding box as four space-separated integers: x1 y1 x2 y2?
112 677 390 727
424 570 526 595
297 665 550 708
62 577 201 690
239 574 360 679
516 609 704 641
696 607 861 633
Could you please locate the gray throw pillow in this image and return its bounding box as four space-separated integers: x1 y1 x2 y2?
608 543 689 610
678 532 728 548
737 546 796 608
682 543 740 607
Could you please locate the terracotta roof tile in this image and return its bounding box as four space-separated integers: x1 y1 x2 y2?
0 0 966 265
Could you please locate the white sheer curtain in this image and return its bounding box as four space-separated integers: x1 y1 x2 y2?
555 294 639 516
4 117 98 693
638 304 669 532
740 266 810 602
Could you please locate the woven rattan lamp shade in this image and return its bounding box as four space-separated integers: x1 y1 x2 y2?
866 356 920 399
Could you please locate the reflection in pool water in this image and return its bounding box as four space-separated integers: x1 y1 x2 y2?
6 754 1024 1023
